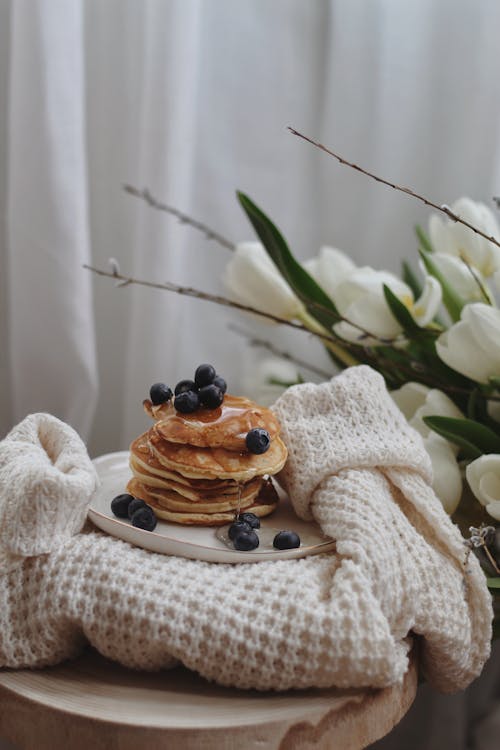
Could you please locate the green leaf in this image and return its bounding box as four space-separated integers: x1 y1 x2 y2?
487 578 500 589
382 284 421 335
423 416 500 459
489 376 500 389
402 260 422 299
467 389 481 421
415 224 434 254
237 192 338 328
418 249 465 323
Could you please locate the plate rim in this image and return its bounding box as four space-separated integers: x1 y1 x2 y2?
89 451 336 561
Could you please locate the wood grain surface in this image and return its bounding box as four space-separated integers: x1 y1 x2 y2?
0 647 417 750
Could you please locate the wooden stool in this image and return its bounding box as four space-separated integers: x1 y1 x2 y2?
0 647 417 750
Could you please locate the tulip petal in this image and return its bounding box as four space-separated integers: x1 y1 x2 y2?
412 276 442 326
421 253 486 302
334 296 402 342
466 453 500 511
391 382 430 423
429 198 500 277
463 304 500 357
429 214 455 256
424 434 463 514
485 500 500 521
224 242 304 321
436 322 498 383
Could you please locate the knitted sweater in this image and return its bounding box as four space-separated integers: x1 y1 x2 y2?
0 367 492 692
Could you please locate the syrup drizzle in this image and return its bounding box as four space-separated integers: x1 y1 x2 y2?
235 482 242 521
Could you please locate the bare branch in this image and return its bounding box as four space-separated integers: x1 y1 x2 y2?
84 263 500 402
288 127 500 251
84 264 344 347
123 184 235 251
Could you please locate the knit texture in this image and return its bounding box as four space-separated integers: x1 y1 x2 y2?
0 367 492 692
0 413 98 556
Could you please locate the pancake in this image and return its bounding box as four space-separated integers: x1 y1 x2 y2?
130 436 231 489
137 480 280 526
129 459 262 502
149 429 288 482
127 478 261 514
144 394 280 452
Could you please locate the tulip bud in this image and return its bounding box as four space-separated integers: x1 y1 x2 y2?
466 454 500 521
224 242 305 322
436 303 500 383
429 197 500 278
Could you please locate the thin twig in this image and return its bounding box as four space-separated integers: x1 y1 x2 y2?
84 263 500 402
459 254 492 303
84 264 343 347
228 325 332 379
123 184 235 251
288 127 500 251
126 183 418 346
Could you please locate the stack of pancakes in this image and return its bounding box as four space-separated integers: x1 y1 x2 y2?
127 394 288 526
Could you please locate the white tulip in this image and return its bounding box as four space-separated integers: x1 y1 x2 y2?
224 242 305 322
303 246 356 301
421 252 489 303
436 303 500 383
331 267 441 343
391 382 463 451
424 433 463 515
429 197 500 278
391 382 464 513
466 454 500 521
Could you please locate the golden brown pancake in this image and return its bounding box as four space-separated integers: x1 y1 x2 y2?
129 459 262 502
130 436 231 489
134 479 279 526
127 478 261 514
144 394 280 452
149 430 288 481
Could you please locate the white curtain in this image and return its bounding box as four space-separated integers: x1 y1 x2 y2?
2 0 500 453
1 1 500 747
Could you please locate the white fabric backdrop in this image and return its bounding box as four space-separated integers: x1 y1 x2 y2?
2 0 500 456
1 1 500 747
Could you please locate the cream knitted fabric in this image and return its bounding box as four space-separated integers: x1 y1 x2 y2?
0 413 98 556
0 368 492 692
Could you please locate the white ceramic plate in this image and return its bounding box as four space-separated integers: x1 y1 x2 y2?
88 452 336 563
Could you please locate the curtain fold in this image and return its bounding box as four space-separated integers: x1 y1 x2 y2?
1 3 500 745
6 0 97 440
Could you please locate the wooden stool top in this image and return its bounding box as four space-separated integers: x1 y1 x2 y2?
0 647 417 750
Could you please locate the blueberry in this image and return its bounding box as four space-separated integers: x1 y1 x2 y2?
239 512 260 529
273 530 300 550
213 375 227 394
175 379 197 396
233 530 260 551
174 390 200 413
228 520 251 541
149 382 173 405
245 428 271 454
131 506 157 532
111 493 135 518
194 364 216 388
128 498 147 519
199 384 224 409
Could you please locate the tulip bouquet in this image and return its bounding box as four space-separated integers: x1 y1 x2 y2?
222 189 500 630
88 134 500 635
